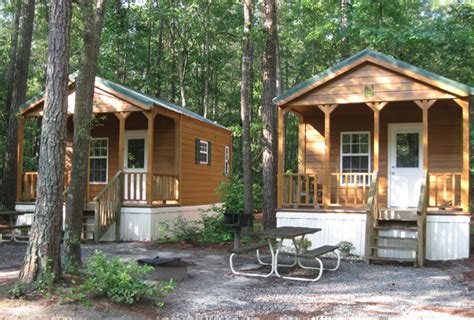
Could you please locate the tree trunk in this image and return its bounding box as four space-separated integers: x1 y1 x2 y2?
261 0 278 229
241 0 253 216
19 0 72 283
340 0 350 58
0 0 35 210
64 0 106 273
4 0 21 121
155 12 164 97
203 0 211 118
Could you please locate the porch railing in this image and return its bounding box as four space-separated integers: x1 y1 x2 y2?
152 173 179 203
428 172 462 209
364 171 379 264
416 170 429 267
94 171 122 243
330 173 372 206
282 173 320 208
20 171 70 202
123 171 147 201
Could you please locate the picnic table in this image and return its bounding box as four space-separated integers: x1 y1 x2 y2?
230 226 341 281
0 211 31 243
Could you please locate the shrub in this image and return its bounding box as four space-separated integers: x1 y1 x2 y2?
196 209 232 244
217 174 262 213
75 251 174 307
337 241 355 254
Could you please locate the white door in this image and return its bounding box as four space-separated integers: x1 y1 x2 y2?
124 131 147 201
388 123 423 208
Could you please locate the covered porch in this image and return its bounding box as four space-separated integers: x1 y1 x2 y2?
16 78 182 209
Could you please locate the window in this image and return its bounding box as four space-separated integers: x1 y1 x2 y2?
224 146 230 176
195 138 211 165
200 141 209 164
340 132 370 185
89 138 108 183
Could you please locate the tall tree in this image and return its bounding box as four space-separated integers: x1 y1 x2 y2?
261 0 278 229
340 0 350 58
0 0 35 210
20 0 72 283
241 0 253 217
64 0 107 272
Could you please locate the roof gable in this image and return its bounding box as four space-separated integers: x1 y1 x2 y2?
274 49 473 106
19 75 229 131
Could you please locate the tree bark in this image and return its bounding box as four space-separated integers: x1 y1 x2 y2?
1 0 35 210
340 0 350 58
241 0 253 216
4 0 21 120
203 0 212 118
64 0 106 272
261 0 278 229
19 0 72 283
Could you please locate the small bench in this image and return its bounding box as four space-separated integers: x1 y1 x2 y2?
293 245 341 282
229 241 274 278
300 245 339 259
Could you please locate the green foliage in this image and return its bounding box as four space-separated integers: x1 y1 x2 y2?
337 241 355 254
8 282 26 299
71 251 175 307
217 174 262 213
157 210 232 244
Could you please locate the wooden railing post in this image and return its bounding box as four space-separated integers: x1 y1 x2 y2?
364 170 378 264
16 117 25 202
317 104 338 208
416 170 429 267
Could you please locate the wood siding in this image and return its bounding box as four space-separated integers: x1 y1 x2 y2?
289 63 457 106
303 100 462 207
180 116 231 206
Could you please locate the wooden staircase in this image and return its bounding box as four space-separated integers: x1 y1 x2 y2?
365 171 428 267
367 209 419 266
80 171 123 243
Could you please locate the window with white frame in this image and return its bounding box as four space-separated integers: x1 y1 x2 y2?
224 146 230 175
340 132 370 185
199 140 209 164
89 138 108 183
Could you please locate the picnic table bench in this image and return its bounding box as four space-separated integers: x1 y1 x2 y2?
0 211 32 243
229 226 341 281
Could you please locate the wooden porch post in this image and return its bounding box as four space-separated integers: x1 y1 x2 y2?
16 117 25 202
115 112 131 172
277 108 285 209
145 110 157 205
453 99 470 212
174 115 182 204
296 114 306 173
415 100 436 172
317 104 338 208
366 102 388 173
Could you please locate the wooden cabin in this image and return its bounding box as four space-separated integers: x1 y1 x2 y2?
275 49 472 265
15 76 232 241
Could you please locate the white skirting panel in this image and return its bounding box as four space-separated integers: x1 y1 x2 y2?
276 211 367 256
426 215 470 261
276 211 471 261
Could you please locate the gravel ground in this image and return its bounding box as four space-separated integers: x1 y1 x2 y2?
0 241 473 319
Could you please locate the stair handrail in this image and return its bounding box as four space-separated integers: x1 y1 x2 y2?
93 170 123 243
416 170 429 267
364 170 379 264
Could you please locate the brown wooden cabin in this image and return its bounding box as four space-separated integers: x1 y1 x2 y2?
274 49 472 266
16 76 232 240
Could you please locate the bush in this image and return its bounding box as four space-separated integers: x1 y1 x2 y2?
157 209 232 244
217 174 262 213
73 251 174 307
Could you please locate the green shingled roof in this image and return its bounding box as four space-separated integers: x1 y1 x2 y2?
273 49 473 105
19 74 229 131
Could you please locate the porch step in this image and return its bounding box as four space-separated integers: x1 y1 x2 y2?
375 226 418 232
374 235 418 240
378 208 417 221
370 245 417 251
368 256 416 263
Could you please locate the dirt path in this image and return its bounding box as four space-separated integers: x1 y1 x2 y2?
0 242 473 318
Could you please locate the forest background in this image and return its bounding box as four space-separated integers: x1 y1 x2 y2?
0 0 472 211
